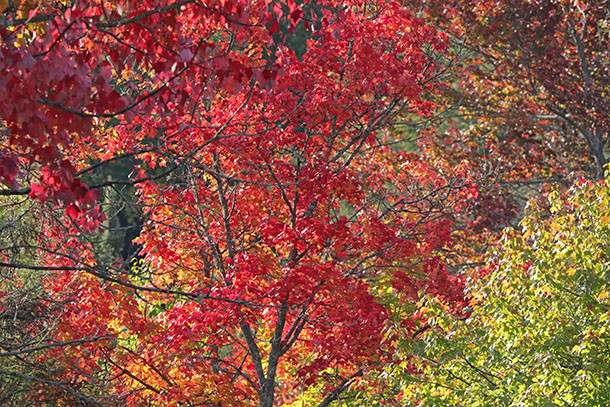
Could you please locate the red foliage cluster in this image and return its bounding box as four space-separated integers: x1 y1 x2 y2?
0 0 472 405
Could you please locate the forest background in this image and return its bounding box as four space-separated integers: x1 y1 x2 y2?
0 0 608 406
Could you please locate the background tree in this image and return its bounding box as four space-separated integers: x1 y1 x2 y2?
417 0 609 180
400 180 610 406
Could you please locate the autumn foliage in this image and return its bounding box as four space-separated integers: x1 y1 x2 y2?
0 0 470 405
1 0 608 406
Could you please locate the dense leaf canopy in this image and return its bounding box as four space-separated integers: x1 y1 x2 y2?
403 181 610 407
0 0 608 406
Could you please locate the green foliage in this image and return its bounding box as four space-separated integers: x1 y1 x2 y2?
400 181 610 406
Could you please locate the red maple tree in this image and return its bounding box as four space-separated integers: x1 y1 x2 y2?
0 0 469 405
